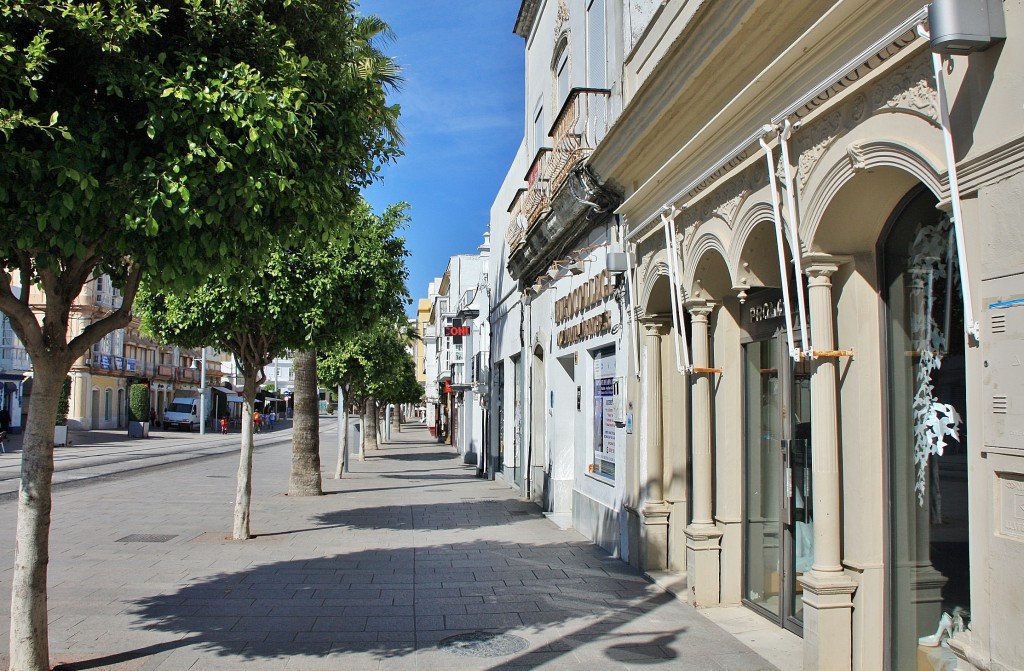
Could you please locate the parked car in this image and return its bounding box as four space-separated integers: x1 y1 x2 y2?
163 397 200 431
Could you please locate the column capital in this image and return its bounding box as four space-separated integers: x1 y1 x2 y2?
642 320 670 336
803 253 852 281
684 300 716 321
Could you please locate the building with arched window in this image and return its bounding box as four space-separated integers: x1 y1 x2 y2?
489 1 1024 670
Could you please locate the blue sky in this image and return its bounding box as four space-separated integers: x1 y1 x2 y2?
360 2 525 315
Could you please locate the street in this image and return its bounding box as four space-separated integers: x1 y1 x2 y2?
0 422 793 670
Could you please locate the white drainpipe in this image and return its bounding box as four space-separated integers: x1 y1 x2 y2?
919 23 981 342
759 128 802 361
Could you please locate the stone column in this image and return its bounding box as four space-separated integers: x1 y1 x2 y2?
640 320 670 571
799 254 857 671
684 301 723 606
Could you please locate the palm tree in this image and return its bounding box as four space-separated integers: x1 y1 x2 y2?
286 12 403 495
288 349 322 495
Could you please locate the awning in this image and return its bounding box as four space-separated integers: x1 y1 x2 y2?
210 387 243 403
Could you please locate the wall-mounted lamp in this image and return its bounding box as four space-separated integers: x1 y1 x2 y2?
567 256 585 275
928 0 1005 55
606 251 634 275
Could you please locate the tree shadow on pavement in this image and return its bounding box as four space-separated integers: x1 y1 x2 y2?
366 449 458 462
310 499 544 533
124 539 720 668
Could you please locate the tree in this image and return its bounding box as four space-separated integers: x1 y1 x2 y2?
288 349 321 495
287 202 410 487
141 201 409 535
319 321 423 463
0 3 399 667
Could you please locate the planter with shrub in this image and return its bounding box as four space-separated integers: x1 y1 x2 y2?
127 383 151 438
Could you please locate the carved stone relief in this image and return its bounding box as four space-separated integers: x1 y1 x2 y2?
793 57 938 189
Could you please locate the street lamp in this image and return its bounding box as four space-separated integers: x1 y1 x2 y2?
192 347 208 435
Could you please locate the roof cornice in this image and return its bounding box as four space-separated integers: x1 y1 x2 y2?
514 0 541 38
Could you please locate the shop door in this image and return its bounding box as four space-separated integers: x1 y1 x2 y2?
743 329 813 635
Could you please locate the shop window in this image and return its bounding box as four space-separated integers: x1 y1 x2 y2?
590 347 617 481
884 188 969 667
103 388 112 422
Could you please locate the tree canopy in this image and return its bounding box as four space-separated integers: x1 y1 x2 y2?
319 320 423 409
1 0 401 300
140 200 411 368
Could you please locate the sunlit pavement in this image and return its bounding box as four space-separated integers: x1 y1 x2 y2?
0 422 789 670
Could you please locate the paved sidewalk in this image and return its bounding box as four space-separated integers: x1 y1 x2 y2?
0 423 784 670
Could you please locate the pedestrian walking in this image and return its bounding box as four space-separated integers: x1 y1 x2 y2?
268 410 276 430
253 410 262 433
220 415 229 434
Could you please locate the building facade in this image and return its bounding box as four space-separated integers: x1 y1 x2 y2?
491 1 1024 670
4 271 224 433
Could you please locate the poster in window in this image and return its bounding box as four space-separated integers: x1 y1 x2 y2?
592 349 616 479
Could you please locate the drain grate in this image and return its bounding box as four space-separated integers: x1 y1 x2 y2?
438 631 529 657
116 534 176 543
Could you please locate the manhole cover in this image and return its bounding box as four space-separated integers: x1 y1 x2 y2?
116 534 176 543
438 631 529 657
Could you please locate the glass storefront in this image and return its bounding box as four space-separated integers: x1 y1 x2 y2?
884 188 969 668
742 291 813 635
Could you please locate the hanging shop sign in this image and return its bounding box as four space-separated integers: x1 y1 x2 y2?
555 270 615 348
444 325 470 337
557 311 612 348
555 270 614 324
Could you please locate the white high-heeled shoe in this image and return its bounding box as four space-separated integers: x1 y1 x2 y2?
919 612 953 647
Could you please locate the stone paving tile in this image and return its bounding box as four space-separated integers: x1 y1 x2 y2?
0 423 783 670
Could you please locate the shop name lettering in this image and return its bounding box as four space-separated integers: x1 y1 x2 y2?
556 270 613 324
750 299 785 322
558 311 613 348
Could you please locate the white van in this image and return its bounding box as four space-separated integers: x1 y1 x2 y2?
163 397 200 431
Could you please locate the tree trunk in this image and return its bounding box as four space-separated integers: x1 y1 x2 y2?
289 349 322 495
394 405 401 433
334 384 347 479
363 396 379 451
9 361 65 671
233 374 257 540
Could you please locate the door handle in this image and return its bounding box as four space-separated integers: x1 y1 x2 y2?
781 439 793 525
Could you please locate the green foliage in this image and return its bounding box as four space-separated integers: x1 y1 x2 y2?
325 402 335 415
138 200 410 384
1 0 402 293
128 383 150 422
319 320 423 408
55 376 71 425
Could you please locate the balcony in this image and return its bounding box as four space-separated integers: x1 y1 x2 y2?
548 88 611 196
506 189 528 254
523 148 551 231
0 346 31 374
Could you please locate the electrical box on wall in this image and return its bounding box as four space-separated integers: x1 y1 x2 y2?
983 276 1024 451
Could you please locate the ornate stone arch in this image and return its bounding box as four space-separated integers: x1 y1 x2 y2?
802 136 943 253
682 229 734 301
729 200 787 290
639 257 671 320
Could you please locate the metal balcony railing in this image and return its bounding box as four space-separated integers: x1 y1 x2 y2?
548 88 611 196
506 189 528 253
523 148 551 230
